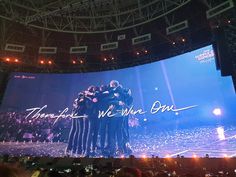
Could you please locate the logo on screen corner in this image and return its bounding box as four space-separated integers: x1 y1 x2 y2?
14 75 36 79
195 49 214 63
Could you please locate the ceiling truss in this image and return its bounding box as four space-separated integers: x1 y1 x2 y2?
0 0 191 33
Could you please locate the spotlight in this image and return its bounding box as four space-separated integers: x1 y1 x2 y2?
79 60 83 64
40 60 44 64
48 60 52 65
181 38 186 42
223 154 229 158
5 58 10 62
213 108 222 116
227 20 231 24
103 58 107 62
144 50 148 54
165 154 171 158
111 57 114 60
172 41 176 45
14 59 19 63
136 52 140 56
72 60 76 64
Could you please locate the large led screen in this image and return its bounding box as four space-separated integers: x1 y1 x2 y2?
0 45 236 158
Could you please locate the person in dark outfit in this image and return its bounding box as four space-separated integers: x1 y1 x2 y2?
122 88 133 155
107 80 125 156
98 85 112 155
84 86 100 156
66 92 86 155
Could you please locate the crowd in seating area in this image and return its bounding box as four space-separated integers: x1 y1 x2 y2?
0 112 71 142
1 112 236 177
1 155 236 177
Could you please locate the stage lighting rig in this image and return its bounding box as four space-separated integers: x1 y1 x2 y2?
5 43 25 53
206 0 234 19
69 46 88 54
132 34 151 46
166 20 188 35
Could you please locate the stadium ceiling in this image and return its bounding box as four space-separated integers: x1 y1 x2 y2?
0 0 192 33
0 0 235 73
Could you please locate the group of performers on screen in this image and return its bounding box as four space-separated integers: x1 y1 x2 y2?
66 80 133 157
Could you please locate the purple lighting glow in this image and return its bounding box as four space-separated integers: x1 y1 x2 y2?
212 108 222 116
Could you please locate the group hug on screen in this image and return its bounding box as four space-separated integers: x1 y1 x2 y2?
66 80 133 157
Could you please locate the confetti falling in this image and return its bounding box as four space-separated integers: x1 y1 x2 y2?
0 126 236 158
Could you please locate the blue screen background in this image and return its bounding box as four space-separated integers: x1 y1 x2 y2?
1 45 236 127
1 45 236 157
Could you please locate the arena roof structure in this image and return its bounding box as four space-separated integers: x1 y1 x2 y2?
0 0 235 73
